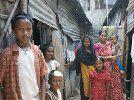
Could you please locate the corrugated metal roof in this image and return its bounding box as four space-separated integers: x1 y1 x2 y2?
58 0 80 41
126 0 134 12
28 0 58 29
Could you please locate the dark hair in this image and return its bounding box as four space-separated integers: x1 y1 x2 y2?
11 13 34 29
95 57 105 70
99 31 102 36
81 35 95 65
39 44 53 56
97 57 104 63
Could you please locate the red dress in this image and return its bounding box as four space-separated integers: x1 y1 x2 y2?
90 70 111 100
94 42 124 100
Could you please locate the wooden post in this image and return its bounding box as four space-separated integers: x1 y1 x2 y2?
121 7 126 66
19 0 28 14
0 0 19 45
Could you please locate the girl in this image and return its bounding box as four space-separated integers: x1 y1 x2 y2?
94 31 124 100
45 70 63 100
110 35 124 100
111 35 125 76
0 13 48 100
89 57 110 100
40 44 60 90
73 35 95 100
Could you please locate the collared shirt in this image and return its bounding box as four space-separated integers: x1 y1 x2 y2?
0 42 48 100
18 47 39 100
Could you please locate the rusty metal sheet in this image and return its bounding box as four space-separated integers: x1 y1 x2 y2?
58 0 80 41
28 0 58 29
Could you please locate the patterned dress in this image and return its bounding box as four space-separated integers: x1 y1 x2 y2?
94 42 124 100
90 70 111 100
46 89 62 100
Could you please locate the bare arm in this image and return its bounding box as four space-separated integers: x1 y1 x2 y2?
89 80 92 100
45 93 51 100
101 55 118 61
105 81 110 100
39 49 48 77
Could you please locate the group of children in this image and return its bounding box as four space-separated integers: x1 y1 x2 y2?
46 57 111 100
0 12 125 100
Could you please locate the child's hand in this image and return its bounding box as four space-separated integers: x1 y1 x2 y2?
89 95 92 100
105 95 108 100
41 67 48 76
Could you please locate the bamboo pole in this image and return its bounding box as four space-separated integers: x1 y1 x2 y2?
121 7 126 66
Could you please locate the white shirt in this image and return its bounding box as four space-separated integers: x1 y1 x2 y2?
46 60 60 89
18 47 39 100
131 34 134 63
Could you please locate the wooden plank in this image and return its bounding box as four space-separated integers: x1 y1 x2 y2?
0 14 8 19
0 0 19 45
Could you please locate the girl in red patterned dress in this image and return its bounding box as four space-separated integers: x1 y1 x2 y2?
89 57 111 100
94 31 124 100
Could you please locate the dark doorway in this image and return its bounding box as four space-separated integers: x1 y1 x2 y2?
32 19 40 46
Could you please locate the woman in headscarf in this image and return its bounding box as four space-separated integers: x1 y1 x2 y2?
73 35 96 100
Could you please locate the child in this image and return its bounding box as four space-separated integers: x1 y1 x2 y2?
45 70 63 100
0 13 48 99
89 57 110 100
110 35 124 100
40 44 60 90
111 35 126 77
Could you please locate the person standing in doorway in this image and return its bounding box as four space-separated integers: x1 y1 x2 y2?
0 13 48 100
40 44 60 90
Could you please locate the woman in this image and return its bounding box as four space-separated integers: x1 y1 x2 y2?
94 31 124 100
74 35 95 100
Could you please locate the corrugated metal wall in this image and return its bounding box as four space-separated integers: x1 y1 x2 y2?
58 0 80 41
126 0 134 33
28 0 58 29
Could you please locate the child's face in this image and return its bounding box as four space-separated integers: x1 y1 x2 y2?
50 76 63 91
13 19 32 46
45 47 54 60
99 33 107 42
95 60 104 71
83 38 90 48
111 36 118 44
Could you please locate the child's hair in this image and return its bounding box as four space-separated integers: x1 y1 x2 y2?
95 57 105 70
48 70 63 82
97 57 104 63
99 31 102 36
39 44 53 56
11 13 34 29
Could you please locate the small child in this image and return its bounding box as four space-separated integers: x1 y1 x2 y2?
111 35 126 77
89 57 111 100
45 70 63 100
